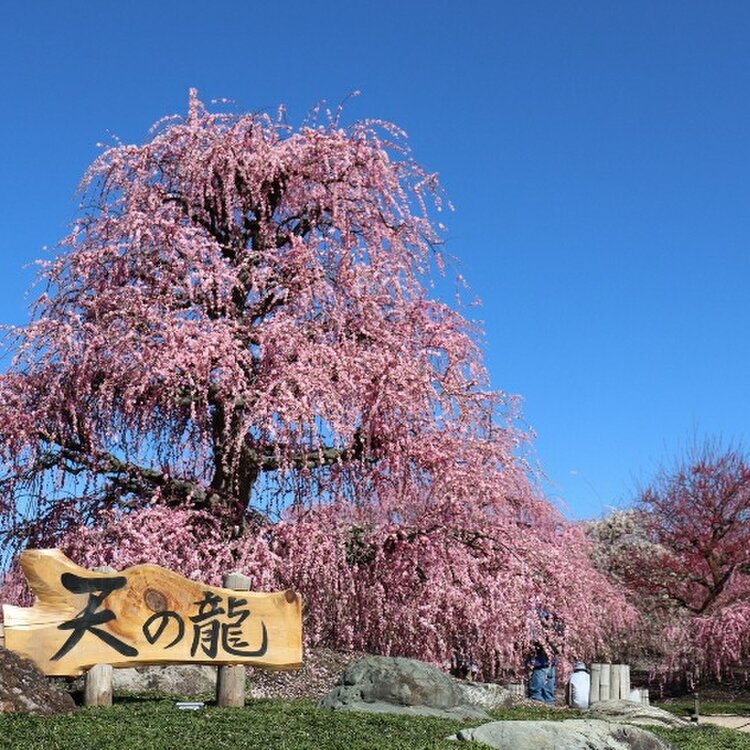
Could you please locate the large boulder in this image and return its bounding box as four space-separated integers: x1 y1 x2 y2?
69 664 217 697
450 719 678 750
0 648 76 715
586 700 690 728
319 655 507 719
112 664 217 695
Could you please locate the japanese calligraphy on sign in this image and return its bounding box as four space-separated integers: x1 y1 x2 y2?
2 549 303 677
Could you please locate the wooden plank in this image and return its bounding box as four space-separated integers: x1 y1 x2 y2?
2 549 303 677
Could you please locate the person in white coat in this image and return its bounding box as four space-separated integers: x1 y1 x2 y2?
567 661 591 709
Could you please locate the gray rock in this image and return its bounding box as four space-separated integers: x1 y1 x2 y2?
319 655 493 720
586 700 690 727
457 681 512 711
449 719 678 750
0 648 76 715
71 664 217 696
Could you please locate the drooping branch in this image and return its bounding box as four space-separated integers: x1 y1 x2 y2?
23 428 367 518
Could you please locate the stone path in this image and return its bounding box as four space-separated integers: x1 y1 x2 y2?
698 715 750 733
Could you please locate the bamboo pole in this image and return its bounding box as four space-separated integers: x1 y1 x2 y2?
619 664 630 701
589 663 601 704
216 572 251 707
599 662 610 701
610 664 621 700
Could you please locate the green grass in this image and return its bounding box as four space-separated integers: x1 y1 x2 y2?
0 699 477 750
651 726 750 750
1 698 750 750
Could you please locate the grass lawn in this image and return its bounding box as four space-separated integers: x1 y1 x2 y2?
650 726 750 750
1 698 750 749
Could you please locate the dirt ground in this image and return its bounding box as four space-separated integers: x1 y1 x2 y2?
247 646 366 701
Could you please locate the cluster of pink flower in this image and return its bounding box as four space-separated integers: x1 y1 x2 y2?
0 92 636 678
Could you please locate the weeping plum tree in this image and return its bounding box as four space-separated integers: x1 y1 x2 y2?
1 90 468 532
586 442 750 676
0 92 634 674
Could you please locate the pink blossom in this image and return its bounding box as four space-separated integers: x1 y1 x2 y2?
0 92 635 676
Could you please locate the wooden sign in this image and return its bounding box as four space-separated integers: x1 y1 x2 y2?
2 549 303 677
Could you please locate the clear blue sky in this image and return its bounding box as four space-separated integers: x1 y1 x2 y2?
2 1 749 520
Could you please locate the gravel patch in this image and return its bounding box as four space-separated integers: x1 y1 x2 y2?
247 647 366 700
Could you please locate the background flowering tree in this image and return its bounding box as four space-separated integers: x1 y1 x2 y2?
586 442 750 677
0 92 634 676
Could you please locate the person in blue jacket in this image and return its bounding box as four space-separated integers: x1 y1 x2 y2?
527 608 564 703
527 642 557 703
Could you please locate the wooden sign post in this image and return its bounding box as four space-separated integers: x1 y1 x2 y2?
216 571 251 707
84 565 117 706
2 549 303 678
